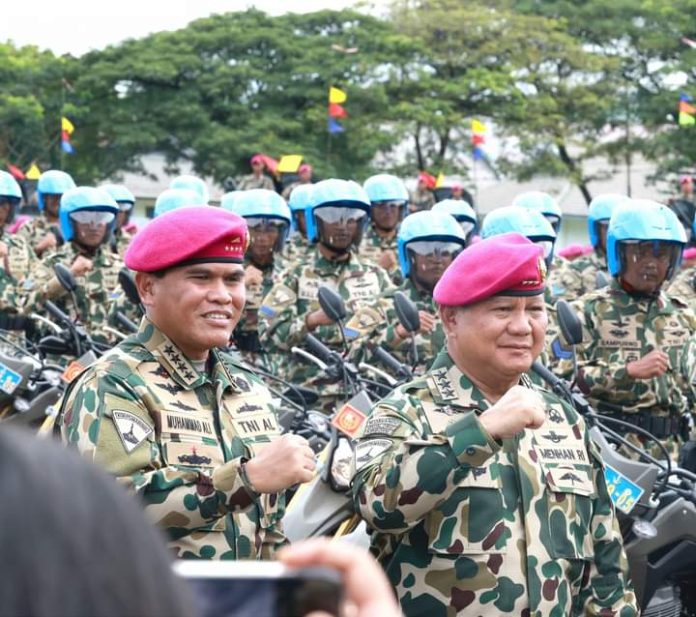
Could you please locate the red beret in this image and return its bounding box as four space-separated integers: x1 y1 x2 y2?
434 233 546 306
125 206 249 272
251 154 264 164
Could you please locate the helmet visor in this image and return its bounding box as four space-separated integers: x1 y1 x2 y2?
245 217 288 231
622 240 681 265
533 239 554 259
315 206 367 224
456 220 476 236
407 240 464 258
545 214 561 233
69 210 116 225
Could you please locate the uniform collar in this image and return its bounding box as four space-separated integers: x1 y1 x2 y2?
609 277 669 311
133 317 247 393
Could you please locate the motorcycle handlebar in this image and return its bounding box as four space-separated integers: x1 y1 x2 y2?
44 300 73 328
371 345 412 381
305 333 341 366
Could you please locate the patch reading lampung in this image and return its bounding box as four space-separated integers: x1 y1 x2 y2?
113 410 153 453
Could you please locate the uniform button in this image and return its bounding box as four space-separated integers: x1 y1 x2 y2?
466 447 476 456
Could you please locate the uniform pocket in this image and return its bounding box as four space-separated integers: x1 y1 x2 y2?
425 462 508 555
544 464 594 560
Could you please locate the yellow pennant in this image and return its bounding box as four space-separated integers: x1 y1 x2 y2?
277 155 303 173
471 119 486 134
25 163 41 180
329 86 347 104
61 116 75 134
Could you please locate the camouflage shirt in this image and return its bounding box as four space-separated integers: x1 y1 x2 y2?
352 350 637 617
359 224 402 285
237 174 275 191
0 230 50 313
667 263 696 313
60 317 286 560
15 215 61 256
29 242 124 343
410 189 435 213
258 249 393 403
571 279 696 418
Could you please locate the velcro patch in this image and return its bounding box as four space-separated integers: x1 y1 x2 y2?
546 465 594 496
164 441 224 468
363 415 401 437
331 403 367 438
354 438 392 471
113 410 153 453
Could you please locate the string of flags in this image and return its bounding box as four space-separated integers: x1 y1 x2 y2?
679 94 695 127
328 87 347 134
61 117 75 154
471 119 487 160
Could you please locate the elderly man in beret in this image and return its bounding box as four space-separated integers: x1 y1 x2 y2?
59 206 315 560
351 233 637 616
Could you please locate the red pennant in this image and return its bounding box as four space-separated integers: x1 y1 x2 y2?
328 103 347 118
6 164 25 180
472 134 485 146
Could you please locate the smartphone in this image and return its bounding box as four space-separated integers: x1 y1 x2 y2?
173 560 343 617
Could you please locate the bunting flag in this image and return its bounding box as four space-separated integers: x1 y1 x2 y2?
6 164 25 180
25 163 41 180
277 155 303 174
328 118 345 134
329 87 347 104
679 94 695 127
61 116 75 154
328 87 347 133
471 119 487 159
435 172 445 188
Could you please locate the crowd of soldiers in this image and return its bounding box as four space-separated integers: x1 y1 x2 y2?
1 157 695 616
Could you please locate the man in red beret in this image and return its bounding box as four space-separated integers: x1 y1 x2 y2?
352 233 637 616
59 206 316 560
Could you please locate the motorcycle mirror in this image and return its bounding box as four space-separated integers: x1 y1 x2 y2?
53 263 77 292
595 271 610 289
394 291 420 334
556 300 583 346
118 268 141 305
317 286 346 323
38 335 72 356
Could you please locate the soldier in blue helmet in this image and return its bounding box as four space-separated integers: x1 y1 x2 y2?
169 174 209 205
101 184 137 256
0 171 50 336
361 210 467 373
27 187 123 346
284 183 314 263
567 200 696 461
19 169 75 257
361 174 410 283
432 199 478 245
259 179 393 411
562 193 630 299
225 189 292 372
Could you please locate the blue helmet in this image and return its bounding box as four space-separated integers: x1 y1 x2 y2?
482 206 556 267
587 193 629 249
59 187 119 242
232 189 292 252
432 199 477 240
0 171 22 224
363 174 409 204
220 191 242 212
512 191 562 232
37 170 76 211
305 179 370 243
287 184 314 233
607 199 686 278
101 184 135 206
169 175 209 205
154 188 201 218
397 211 467 277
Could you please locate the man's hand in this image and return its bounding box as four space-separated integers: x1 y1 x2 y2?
243 434 315 493
36 232 57 255
305 308 334 331
378 249 398 271
70 255 93 277
626 349 670 379
244 264 264 287
395 310 436 338
478 385 546 440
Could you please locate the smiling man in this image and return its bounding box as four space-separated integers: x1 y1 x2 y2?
59 206 315 560
351 233 637 616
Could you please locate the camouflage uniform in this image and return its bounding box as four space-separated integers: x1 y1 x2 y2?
667 263 696 312
360 224 402 285
410 188 435 213
28 243 124 344
0 232 50 351
233 260 285 374
110 228 135 257
16 215 61 255
237 175 275 191
545 255 579 303
569 279 696 458
60 317 286 560
258 250 393 410
368 278 442 374
352 350 638 617
283 233 313 264
564 251 608 300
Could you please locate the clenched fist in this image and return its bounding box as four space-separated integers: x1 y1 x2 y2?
243 434 315 493
627 349 670 379
70 255 93 277
478 385 546 439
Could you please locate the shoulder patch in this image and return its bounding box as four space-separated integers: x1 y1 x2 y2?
112 410 153 453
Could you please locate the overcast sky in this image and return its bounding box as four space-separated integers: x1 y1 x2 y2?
1 0 364 56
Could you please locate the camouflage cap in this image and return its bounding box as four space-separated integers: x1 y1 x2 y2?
125 206 249 272
434 232 546 306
